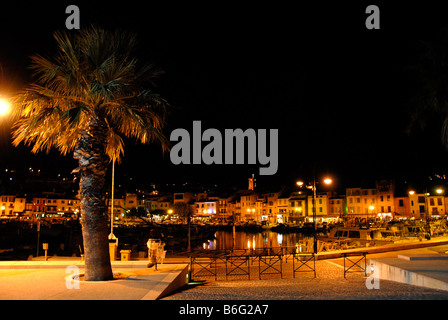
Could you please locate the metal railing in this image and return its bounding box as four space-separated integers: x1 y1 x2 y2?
343 252 367 278
189 247 368 281
189 247 316 281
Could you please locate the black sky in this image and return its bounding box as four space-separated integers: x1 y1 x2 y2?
1 1 448 193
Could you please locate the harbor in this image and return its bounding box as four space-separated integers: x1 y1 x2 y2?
1 218 448 300
1 241 447 300
2 217 448 260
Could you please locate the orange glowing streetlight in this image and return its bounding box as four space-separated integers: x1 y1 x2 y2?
0 97 11 116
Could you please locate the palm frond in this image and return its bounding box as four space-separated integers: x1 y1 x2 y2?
105 130 125 164
12 26 170 162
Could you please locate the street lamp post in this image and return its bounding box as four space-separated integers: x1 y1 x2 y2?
109 160 115 238
312 178 317 254
232 210 236 250
297 177 332 254
108 160 118 260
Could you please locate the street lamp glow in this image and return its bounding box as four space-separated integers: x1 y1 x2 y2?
296 181 304 187
0 98 11 116
324 178 332 185
409 190 415 195
436 189 444 194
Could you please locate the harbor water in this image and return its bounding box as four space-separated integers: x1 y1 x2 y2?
203 230 312 251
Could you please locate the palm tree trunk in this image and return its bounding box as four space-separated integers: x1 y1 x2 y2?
74 111 113 281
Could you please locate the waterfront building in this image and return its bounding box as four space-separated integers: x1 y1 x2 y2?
306 193 330 223
288 193 307 223
106 197 126 217
235 197 241 222
39 198 80 215
2 178 448 225
394 196 411 218
216 196 236 222
0 195 19 217
125 193 138 211
239 192 258 222
328 194 345 222
345 180 395 219
427 195 445 218
194 199 217 217
173 192 194 204
144 195 172 212
346 187 377 217
408 192 427 219
277 192 289 223
255 192 281 224
376 180 395 218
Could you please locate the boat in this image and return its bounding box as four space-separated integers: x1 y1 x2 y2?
261 221 277 230
235 221 263 232
323 225 397 242
327 226 378 240
270 223 290 233
323 224 428 245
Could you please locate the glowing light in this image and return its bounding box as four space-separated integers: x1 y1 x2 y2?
0 98 10 116
324 178 332 185
436 189 444 194
409 190 415 195
277 233 283 246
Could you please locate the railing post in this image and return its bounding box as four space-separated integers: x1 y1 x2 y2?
189 255 193 282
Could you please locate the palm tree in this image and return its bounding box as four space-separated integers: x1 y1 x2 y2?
11 27 169 281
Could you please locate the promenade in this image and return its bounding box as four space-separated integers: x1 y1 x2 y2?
0 259 189 300
163 244 448 300
0 241 447 300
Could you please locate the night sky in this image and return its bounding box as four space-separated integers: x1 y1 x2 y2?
1 1 448 193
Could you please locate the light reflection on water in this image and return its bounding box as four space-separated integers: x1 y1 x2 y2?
203 230 312 250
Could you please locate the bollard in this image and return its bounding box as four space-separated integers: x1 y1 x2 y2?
120 250 131 261
109 241 118 261
42 243 49 261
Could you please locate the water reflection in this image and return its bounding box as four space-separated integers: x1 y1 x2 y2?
204 231 311 250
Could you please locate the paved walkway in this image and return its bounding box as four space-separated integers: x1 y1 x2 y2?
1 244 448 300
164 245 448 300
0 261 189 300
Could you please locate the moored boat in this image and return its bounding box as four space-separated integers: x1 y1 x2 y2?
323 226 393 242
